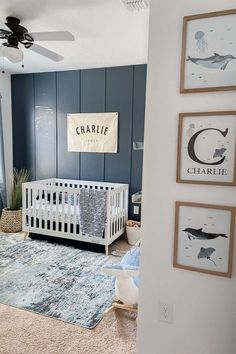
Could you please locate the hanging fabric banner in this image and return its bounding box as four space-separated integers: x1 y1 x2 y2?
67 112 118 153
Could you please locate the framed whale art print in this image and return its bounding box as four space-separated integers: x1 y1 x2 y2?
180 9 236 93
176 111 236 186
173 202 235 277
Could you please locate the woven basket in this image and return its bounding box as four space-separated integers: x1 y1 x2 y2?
0 208 22 233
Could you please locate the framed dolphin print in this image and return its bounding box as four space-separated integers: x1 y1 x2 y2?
176 111 236 186
173 202 235 277
180 9 236 93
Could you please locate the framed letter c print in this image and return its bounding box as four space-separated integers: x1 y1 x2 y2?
176 111 236 186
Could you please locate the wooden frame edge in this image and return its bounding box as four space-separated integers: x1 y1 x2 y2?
183 8 236 22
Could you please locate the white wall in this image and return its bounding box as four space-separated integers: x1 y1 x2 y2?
138 1 236 354
0 74 13 203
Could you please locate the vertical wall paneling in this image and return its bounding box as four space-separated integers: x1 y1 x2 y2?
80 68 106 181
105 66 133 184
57 70 81 179
34 72 57 179
130 65 147 219
12 74 35 179
12 65 147 218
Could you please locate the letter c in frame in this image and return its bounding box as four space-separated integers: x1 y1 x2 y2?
188 128 228 165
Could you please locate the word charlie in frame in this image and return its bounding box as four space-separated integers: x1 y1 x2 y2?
187 168 227 176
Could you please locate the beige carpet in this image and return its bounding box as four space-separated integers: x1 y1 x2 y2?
0 303 137 354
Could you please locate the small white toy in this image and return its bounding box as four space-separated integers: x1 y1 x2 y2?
102 246 140 306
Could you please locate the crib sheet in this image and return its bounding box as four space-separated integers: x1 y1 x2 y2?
26 201 80 224
26 201 120 230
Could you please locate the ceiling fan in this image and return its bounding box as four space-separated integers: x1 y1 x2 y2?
0 16 75 66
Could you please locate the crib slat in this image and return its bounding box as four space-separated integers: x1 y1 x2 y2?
117 192 120 231
116 192 119 234
55 190 59 232
38 189 42 230
32 188 36 228
120 190 124 228
61 191 65 233
26 187 31 228
109 195 112 239
118 192 120 231
111 194 114 237
73 192 77 235
49 190 53 231
44 189 48 230
122 190 125 228
67 192 71 234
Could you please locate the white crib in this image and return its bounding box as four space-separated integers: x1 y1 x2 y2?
22 178 129 255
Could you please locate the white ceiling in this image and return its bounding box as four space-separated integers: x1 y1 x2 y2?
0 0 149 74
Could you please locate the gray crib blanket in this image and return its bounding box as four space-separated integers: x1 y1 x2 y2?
79 188 107 238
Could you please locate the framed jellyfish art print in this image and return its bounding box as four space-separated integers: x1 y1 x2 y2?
180 9 236 93
173 201 235 277
176 111 236 186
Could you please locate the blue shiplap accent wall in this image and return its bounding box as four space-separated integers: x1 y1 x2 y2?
11 64 147 220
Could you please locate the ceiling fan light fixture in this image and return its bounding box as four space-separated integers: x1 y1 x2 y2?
122 0 149 11
0 45 23 63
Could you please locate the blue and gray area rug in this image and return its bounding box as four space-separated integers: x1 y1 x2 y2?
0 233 116 328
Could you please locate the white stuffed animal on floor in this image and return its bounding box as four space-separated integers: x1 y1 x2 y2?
102 247 140 306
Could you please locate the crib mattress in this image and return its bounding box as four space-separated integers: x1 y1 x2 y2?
26 201 80 224
26 201 121 228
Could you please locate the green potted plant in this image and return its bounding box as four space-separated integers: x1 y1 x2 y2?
0 168 30 233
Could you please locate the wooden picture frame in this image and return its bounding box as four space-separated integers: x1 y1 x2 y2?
174 201 235 278
176 111 236 186
180 9 236 93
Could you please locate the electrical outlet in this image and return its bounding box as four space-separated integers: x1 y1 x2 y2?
133 206 139 215
159 303 174 324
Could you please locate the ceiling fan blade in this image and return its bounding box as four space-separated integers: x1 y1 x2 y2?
0 27 11 35
29 31 74 41
0 45 23 63
29 43 64 62
0 20 10 32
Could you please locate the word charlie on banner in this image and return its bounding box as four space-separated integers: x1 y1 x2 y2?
67 112 118 153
